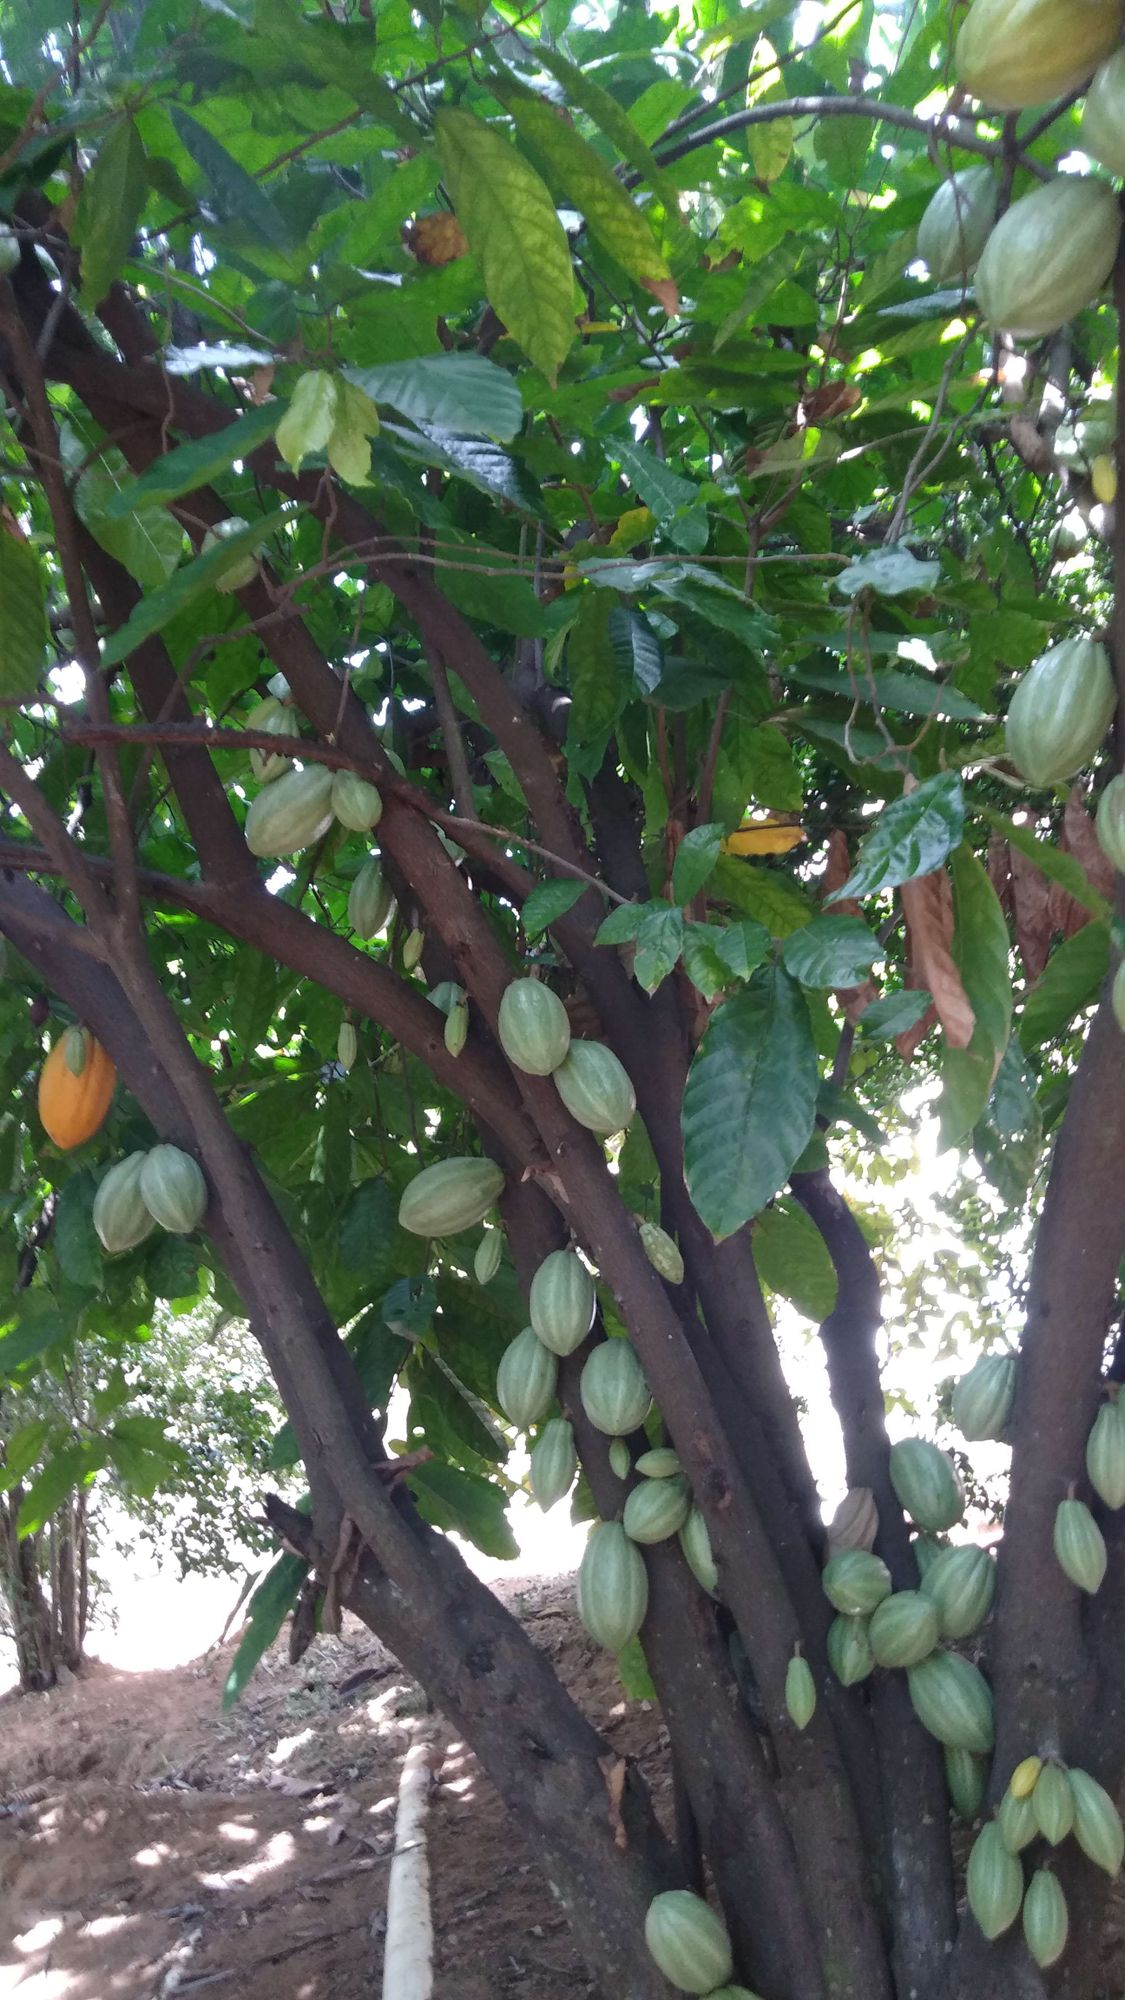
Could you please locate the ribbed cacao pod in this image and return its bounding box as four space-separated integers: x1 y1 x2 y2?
1054 1496 1107 1593
976 177 1122 338
1023 1868 1068 1969
636 1447 682 1478
331 770 383 832
1086 1398 1125 1508
917 166 997 282
945 1746 988 1822
869 1589 941 1668
785 1653 817 1730
473 1227 503 1285
827 1613 875 1686
998 1785 1039 1854
529 1417 577 1509
638 1220 684 1285
245 765 334 858
529 1248 596 1356
643 1890 733 1995
579 1339 651 1435
577 1520 649 1654
337 1022 357 1071
38 1030 116 1149
349 857 394 938
608 1437 632 1479
1092 452 1118 502
955 0 1124 109
1081 46 1125 178
889 1439 965 1532
1096 773 1125 872
966 1822 1023 1940
623 1474 691 1545
1011 1755 1043 1800
246 696 300 783
444 999 468 1057
1006 637 1116 787
826 1486 879 1556
680 1506 719 1595
497 978 571 1075
1033 1761 1075 1845
822 1550 892 1616
398 1156 506 1237
139 1143 208 1233
912 1535 945 1579
919 1543 996 1640
93 1152 157 1254
403 927 425 972
495 1325 558 1429
907 1650 995 1752
202 515 260 591
1068 1767 1125 1875
951 1353 1016 1441
553 1039 637 1135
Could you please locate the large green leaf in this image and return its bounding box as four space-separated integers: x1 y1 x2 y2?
672 824 725 906
349 355 523 443
99 506 295 665
1020 923 1110 1051
612 438 704 553
508 95 674 303
99 404 281 518
223 1551 308 1708
973 1040 1044 1203
567 587 628 745
406 1459 518 1561
753 1197 839 1321
0 528 48 701
782 915 884 988
529 44 684 213
938 845 1013 1151
74 118 148 308
830 772 964 902
73 450 185 588
53 1171 103 1290
170 107 297 252
0 1296 69 1376
17 1442 94 1538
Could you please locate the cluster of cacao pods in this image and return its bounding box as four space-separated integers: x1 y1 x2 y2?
967 1754 1123 1963
497 975 637 1135
242 759 385 864
93 1142 208 1254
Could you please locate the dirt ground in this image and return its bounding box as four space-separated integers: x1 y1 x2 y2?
0 1575 672 2000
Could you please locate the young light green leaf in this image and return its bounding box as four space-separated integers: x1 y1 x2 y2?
523 878 587 937
0 528 48 701
782 915 884 988
99 505 296 665
276 370 340 471
753 1196 839 1320
74 118 147 308
171 106 296 252
508 95 676 308
830 773 964 902
672 824 725 906
98 404 281 519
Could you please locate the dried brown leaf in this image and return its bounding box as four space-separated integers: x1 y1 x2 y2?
1009 844 1053 980
898 868 975 1050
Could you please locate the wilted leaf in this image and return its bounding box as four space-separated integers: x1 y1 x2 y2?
898 868 974 1049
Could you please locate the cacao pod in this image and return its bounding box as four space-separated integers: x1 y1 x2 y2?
643 1890 733 1995
919 1543 996 1640
785 1652 817 1730
1086 1398 1125 1508
1114 960 1125 1033
966 1822 1023 1940
1097 773 1125 871
63 1025 87 1076
529 1248 596 1356
497 978 571 1075
349 857 394 938
822 1549 892 1616
1081 46 1125 179
1023 1868 1068 1970
473 1227 503 1285
955 0 1124 109
529 1418 577 1510
246 696 300 784
1054 1496 1107 1593
907 1650 995 1753
398 1156 506 1236
331 770 383 832
1092 452 1118 503
826 1485 879 1556
639 1220 684 1285
496 1325 558 1429
579 1338 651 1435
609 1437 632 1480
976 177 1122 339
553 1039 637 1135
245 765 335 858
444 999 468 1057
139 1143 208 1233
636 1447 682 1478
998 1785 1040 1854
1005 637 1116 787
403 927 425 972
945 1746 988 1822
1068 1766 1125 1875
827 1613 875 1686
680 1506 719 1595
427 980 465 1015
202 515 260 591
912 1535 945 1579
917 165 998 283
951 1353 1016 1441
1032 1760 1074 1846
1011 1755 1043 1800
889 1438 965 1532
337 1022 357 1071
93 1152 157 1254
869 1589 941 1669
38 1030 116 1149
623 1474 691 1545
577 1519 648 1653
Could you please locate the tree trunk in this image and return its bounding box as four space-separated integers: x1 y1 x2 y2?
1 1493 57 1692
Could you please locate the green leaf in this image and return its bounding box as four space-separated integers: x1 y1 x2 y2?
982 810 1110 920
791 660 984 722
834 550 940 599
830 773 964 902
74 118 147 308
597 898 666 946
0 1298 69 1376
99 505 295 665
682 966 818 1240
99 404 281 518
223 1551 308 1708
683 918 773 996
567 587 628 745
616 1635 658 1701
633 904 685 991
405 1459 518 1561
0 1418 52 1495
0 528 48 701
611 438 703 552
782 915 884 989
72 445 184 588
712 857 813 936
753 1197 839 1320
170 106 297 252
530 43 683 214
435 109 575 385
973 1039 1043 1203
672 824 725 906
146 1235 203 1303
938 844 1013 1151
713 240 802 350
17 1444 88 1537
523 878 587 937
609 607 663 694
1019 922 1110 1051
508 96 674 302
337 1177 397 1271
350 354 523 443
53 1171 103 1290
856 988 933 1039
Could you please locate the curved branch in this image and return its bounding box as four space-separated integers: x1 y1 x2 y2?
649 94 1052 180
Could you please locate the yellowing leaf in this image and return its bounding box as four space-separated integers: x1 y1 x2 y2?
723 822 806 857
508 96 677 311
609 506 654 551
326 378 380 486
750 116 793 182
276 370 340 471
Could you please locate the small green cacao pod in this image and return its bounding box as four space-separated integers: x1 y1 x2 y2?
919 1544 996 1641
202 515 260 591
822 1549 892 1617
399 1157 506 1237
349 857 394 939
966 1822 1023 1941
679 1506 719 1595
427 980 465 1016
638 1220 684 1285
497 977 571 1075
336 1022 357 1071
529 1417 577 1510
246 696 301 784
826 1486 879 1556
951 1353 1016 1441
0 224 19 276
444 999 468 1057
1005 637 1117 788
643 1890 733 1996
1096 773 1125 874
1080 46 1125 178
868 1589 941 1669
93 1152 158 1254
608 1437 631 1479
1023 1868 1068 1970
580 1339 651 1436
577 1520 649 1654
636 1447 682 1479
955 0 1123 108
553 1039 636 1135
403 927 425 971
976 174 1122 336
331 770 383 832
907 1650 995 1753
785 1653 817 1730
529 1248 596 1356
1086 1399 1125 1509
916 165 997 283
945 1746 988 1822
473 1227 503 1286
889 1438 965 1532
1054 1497 1107 1593
827 1614 875 1687
1033 1761 1075 1846
998 1785 1039 1855
1068 1767 1125 1876
139 1143 207 1233
496 1326 558 1429
623 1474 691 1545
244 764 335 858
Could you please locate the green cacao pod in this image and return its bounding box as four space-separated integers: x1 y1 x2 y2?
246 695 299 784
1054 1496 1107 1593
639 1220 684 1285
917 166 997 283
553 1039 636 1135
907 1650 995 1753
1086 1399 1125 1508
244 764 335 858
403 927 425 972
623 1474 691 1545
473 1227 503 1285
1068 1767 1125 1875
202 515 260 591
577 1519 649 1653
444 999 468 1057
399 1156 506 1237
998 1785 1039 1855
636 1447 682 1478
868 1590 941 1669
93 1152 157 1254
966 1822 1023 1941
1005 638 1116 786
827 1613 875 1686
951 1353 1016 1441
497 978 571 1075
919 1544 996 1640
826 1486 879 1556
579 1339 651 1435
1096 773 1125 873
912 1535 945 1580
945 1746 988 1822
1023 1868 1068 1969
529 1248 596 1356
139 1143 207 1233
496 1325 558 1428
1081 46 1125 178
822 1549 892 1616
889 1439 965 1532
1032 1761 1075 1846
680 1506 719 1595
785 1653 817 1730
331 770 383 832
337 1022 357 1071
643 1890 733 1996
976 177 1122 339
955 0 1124 108
608 1437 632 1479
348 857 394 939
529 1417 577 1509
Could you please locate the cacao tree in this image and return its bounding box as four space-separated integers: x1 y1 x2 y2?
2 0 1125 1994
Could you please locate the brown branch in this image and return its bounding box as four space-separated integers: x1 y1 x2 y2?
424 642 476 819
649 94 1052 180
